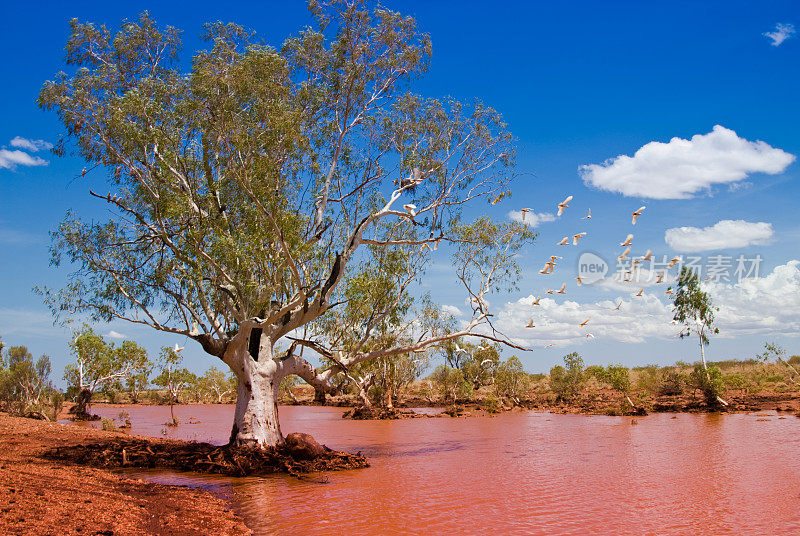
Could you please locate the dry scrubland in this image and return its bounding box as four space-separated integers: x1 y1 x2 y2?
270 356 800 416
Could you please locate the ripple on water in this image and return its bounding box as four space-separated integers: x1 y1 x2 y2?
89 406 800 536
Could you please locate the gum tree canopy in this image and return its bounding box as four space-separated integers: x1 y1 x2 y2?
40 1 532 448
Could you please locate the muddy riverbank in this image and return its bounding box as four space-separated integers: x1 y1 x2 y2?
0 413 252 536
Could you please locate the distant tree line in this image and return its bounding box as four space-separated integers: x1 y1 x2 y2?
0 327 239 421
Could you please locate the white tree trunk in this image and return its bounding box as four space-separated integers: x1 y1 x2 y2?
700 333 707 371
358 377 373 408
224 328 286 448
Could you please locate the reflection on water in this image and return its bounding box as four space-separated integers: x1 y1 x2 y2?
89 406 800 536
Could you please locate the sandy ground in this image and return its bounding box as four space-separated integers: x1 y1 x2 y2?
0 413 251 536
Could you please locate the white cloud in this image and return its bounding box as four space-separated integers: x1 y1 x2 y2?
665 220 773 252
580 125 795 199
508 210 556 227
764 23 795 47
441 304 464 317
711 260 800 336
9 137 53 152
0 149 48 170
490 260 800 347
728 181 752 192
106 330 127 340
492 294 675 347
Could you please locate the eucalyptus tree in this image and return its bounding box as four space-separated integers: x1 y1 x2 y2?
120 340 151 403
757 342 799 385
153 346 195 423
39 2 532 448
65 327 137 408
200 365 237 403
0 346 54 411
671 267 727 406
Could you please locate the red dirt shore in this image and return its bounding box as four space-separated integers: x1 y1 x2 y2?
0 413 252 536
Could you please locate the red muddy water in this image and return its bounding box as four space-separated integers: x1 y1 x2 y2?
86 405 800 536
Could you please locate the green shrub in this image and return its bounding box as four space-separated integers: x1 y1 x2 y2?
50 391 64 421
600 364 631 393
549 353 584 401
101 417 118 431
635 366 661 395
430 365 470 402
689 364 724 405
658 370 684 396
723 373 748 390
584 365 605 380
484 393 500 414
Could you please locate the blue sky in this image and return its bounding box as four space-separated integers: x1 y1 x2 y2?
1 1 799 381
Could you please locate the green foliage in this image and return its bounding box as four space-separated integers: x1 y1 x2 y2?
370 351 430 408
484 393 500 413
633 366 661 395
599 364 631 394
494 355 527 399
101 417 118 432
584 365 605 380
549 352 585 401
65 326 138 396
50 391 65 421
37 3 521 385
688 364 724 404
101 382 121 403
203 366 236 403
0 345 54 414
119 340 151 403
658 369 685 396
757 341 800 385
279 374 300 403
153 346 195 403
430 365 470 402
672 266 719 351
722 373 749 390
461 343 500 391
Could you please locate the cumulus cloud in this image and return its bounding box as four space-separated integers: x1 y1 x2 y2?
441 304 464 317
508 210 556 227
0 149 48 170
106 330 127 340
764 23 795 46
490 260 800 347
492 294 674 347
665 220 774 252
580 125 795 199
9 136 53 152
711 260 800 336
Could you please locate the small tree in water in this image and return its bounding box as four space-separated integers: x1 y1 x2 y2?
38 2 532 448
671 267 727 406
153 346 195 425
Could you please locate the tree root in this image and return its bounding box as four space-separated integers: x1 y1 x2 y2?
44 437 369 477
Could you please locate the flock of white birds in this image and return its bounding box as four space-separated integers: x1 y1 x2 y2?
523 196 686 346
